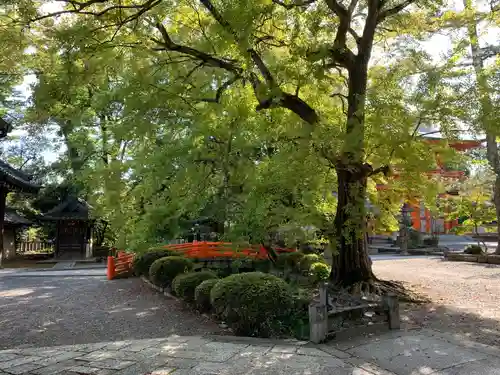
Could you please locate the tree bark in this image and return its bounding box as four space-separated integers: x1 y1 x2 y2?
330 57 375 286
331 161 375 286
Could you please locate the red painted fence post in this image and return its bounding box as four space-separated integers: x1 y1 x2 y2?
107 256 115 280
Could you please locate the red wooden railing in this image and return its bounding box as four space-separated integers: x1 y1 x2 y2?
107 251 135 280
162 241 295 259
106 243 295 280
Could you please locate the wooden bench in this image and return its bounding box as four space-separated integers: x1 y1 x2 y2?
309 283 400 344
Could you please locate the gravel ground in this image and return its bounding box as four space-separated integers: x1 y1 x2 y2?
373 258 500 347
0 276 224 350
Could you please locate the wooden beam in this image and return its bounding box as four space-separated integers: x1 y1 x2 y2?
0 186 7 266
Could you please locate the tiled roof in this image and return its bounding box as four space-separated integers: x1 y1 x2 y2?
0 160 41 193
42 196 92 220
4 207 32 225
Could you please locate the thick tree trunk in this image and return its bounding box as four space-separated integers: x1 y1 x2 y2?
331 161 374 285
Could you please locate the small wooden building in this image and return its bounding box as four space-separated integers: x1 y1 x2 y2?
0 160 41 262
42 197 93 259
3 207 32 260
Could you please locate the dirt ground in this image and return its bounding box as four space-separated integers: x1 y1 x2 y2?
373 258 500 347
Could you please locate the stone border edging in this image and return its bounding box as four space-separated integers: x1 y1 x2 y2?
140 275 176 299
445 253 500 264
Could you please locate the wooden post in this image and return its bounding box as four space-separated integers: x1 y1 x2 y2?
383 293 400 330
309 282 328 344
107 256 115 280
0 186 7 267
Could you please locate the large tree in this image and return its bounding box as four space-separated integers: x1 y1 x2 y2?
25 0 449 290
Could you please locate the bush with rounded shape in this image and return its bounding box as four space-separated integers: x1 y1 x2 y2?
299 253 325 271
172 271 218 301
194 278 219 312
464 244 483 254
276 252 304 270
310 262 330 282
149 256 194 287
132 249 176 276
210 272 294 337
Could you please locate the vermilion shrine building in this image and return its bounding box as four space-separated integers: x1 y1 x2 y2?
376 136 483 235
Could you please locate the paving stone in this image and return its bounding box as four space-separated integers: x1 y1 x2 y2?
345 357 398 375
235 345 272 358
104 341 134 351
204 342 248 351
439 358 500 374
76 351 122 362
3 361 44 375
270 345 297 354
296 347 332 357
373 345 487 375
65 365 104 374
29 359 82 375
88 359 136 370
316 345 352 359
148 368 175 374
150 357 200 370
189 361 242 374
162 349 237 363
0 354 21 363
0 356 41 370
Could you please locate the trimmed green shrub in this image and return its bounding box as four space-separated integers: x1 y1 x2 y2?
195 278 219 312
309 262 330 282
210 272 294 337
132 249 176 276
149 256 194 287
276 252 304 270
299 253 324 271
464 244 483 254
172 271 218 301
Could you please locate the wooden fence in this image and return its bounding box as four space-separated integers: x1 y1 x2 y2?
16 241 54 254
107 251 135 280
162 241 295 259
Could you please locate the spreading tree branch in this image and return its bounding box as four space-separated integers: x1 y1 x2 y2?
272 0 317 9
378 0 418 22
153 23 242 75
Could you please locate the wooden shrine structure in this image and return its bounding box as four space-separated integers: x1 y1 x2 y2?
0 117 41 262
41 197 93 259
376 136 483 234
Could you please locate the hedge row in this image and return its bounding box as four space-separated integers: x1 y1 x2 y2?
132 248 317 338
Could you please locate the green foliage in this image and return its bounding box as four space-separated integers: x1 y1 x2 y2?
172 271 218 302
210 272 294 337
309 262 331 282
299 253 324 272
14 0 496 287
464 245 483 255
276 252 304 270
194 279 219 312
132 249 176 276
149 256 194 287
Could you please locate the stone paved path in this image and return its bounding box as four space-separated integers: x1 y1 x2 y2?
1 329 500 374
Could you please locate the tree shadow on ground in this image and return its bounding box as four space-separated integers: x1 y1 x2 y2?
400 301 500 347
0 276 225 350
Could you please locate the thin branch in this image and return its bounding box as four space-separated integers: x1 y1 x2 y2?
200 75 241 103
378 0 417 22
153 22 242 75
271 0 317 9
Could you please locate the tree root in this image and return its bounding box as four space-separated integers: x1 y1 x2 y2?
330 278 429 304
